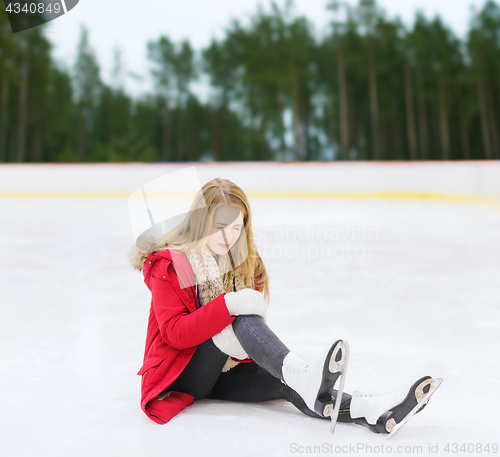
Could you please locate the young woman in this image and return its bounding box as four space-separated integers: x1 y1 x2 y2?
130 177 440 436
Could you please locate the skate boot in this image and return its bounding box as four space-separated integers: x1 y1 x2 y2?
282 340 349 433
350 376 443 439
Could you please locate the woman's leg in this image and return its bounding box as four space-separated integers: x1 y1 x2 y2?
231 315 289 379
230 315 352 420
173 317 437 436
206 360 353 423
163 333 339 419
167 338 228 400
167 315 351 421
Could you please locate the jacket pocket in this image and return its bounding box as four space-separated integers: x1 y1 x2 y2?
137 357 165 376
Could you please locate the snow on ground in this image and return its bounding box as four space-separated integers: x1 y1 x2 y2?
0 163 499 457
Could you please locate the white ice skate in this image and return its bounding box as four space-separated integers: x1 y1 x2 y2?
350 376 443 439
282 340 349 433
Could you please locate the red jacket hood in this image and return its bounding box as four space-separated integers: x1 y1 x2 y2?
129 240 196 293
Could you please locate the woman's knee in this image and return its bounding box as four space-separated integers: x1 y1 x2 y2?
232 314 265 337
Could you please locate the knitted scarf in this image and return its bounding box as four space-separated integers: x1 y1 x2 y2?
184 247 249 372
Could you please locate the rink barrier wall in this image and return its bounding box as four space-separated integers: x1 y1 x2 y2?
1 191 499 214
0 162 499 213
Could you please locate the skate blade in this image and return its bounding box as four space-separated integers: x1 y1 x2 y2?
386 377 443 440
322 340 349 434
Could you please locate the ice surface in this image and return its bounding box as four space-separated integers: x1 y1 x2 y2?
0 164 499 457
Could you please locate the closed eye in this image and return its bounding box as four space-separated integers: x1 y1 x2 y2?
216 225 242 231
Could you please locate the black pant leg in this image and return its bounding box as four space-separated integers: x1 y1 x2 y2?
167 338 228 401
206 361 353 423
206 361 283 402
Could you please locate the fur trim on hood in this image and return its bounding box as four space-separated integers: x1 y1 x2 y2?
129 238 159 271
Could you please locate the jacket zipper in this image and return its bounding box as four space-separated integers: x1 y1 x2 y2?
176 272 198 309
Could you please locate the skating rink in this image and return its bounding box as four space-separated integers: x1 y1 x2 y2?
1 163 499 457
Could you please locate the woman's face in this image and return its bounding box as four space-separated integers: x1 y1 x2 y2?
206 205 244 256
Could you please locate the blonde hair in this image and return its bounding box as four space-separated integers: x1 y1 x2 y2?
150 178 270 300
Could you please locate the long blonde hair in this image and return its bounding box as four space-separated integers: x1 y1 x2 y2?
150 178 270 300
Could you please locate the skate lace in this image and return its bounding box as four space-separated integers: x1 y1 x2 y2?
283 363 312 374
356 392 380 398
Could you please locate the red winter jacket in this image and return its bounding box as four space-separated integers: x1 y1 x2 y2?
137 248 236 424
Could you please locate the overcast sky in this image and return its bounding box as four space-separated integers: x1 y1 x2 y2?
40 0 487 99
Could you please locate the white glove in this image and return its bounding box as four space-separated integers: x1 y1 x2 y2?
224 288 268 318
212 324 249 360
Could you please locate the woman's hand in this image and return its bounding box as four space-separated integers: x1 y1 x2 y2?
224 288 268 318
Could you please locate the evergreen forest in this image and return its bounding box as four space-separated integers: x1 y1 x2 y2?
1 0 500 162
